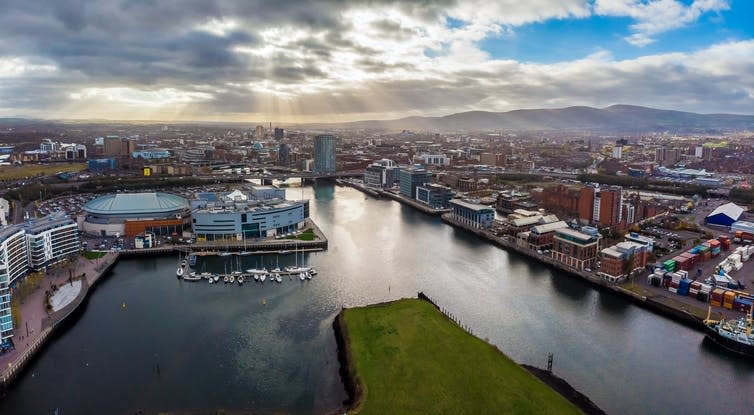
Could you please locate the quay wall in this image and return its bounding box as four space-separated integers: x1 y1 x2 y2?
440 214 705 330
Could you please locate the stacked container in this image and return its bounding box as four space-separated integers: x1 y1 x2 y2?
669 272 682 293
733 297 753 313
708 239 721 257
689 281 702 296
723 291 736 310
711 288 726 307
674 255 690 271
697 283 712 303
678 279 692 296
719 235 731 251
663 259 677 272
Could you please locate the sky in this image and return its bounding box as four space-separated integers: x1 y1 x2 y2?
0 0 752 123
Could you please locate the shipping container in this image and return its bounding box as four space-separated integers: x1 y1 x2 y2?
669 287 678 294
711 299 722 307
711 288 726 302
733 298 752 313
697 291 709 302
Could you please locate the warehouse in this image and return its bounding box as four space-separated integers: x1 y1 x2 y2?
705 202 744 227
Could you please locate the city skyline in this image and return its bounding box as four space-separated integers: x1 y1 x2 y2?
1 0 753 122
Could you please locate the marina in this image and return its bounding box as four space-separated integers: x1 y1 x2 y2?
2 185 754 415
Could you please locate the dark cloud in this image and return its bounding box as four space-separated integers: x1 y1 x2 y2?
0 0 752 120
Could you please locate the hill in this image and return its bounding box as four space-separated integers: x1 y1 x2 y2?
332 104 754 132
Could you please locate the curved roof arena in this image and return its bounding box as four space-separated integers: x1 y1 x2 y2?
84 192 189 216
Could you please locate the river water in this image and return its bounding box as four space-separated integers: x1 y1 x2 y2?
2 184 753 414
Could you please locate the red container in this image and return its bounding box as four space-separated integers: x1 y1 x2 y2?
709 240 721 248
691 282 702 290
711 288 726 302
670 281 680 289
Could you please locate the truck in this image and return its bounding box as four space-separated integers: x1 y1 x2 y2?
734 231 754 244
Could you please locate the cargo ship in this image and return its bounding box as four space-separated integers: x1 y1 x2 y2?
703 307 754 357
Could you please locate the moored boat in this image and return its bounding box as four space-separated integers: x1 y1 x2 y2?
703 306 754 357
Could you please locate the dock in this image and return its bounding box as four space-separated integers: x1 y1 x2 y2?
341 179 451 216
439 214 709 330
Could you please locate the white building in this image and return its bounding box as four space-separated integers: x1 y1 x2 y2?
0 226 30 343
0 214 81 345
24 214 80 269
417 154 450 166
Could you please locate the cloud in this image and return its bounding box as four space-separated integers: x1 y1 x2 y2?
594 0 730 46
0 0 750 121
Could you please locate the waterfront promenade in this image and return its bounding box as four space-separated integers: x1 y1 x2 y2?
0 252 120 388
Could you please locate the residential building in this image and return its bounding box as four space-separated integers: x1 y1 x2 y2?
24 214 80 269
496 190 533 214
399 168 431 198
313 134 336 173
0 226 26 345
278 143 290 166
526 220 568 251
0 214 82 346
450 199 495 229
552 228 600 270
598 241 650 283
531 185 580 217
416 184 454 209
417 154 450 166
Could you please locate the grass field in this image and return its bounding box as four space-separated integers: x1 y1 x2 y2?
284 228 316 241
82 251 107 260
342 299 582 415
0 162 87 180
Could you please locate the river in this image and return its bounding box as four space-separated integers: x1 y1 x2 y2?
2 184 753 414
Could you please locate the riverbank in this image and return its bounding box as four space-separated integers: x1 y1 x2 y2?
0 251 120 391
332 296 588 414
340 179 450 215
0 220 330 392
440 213 708 331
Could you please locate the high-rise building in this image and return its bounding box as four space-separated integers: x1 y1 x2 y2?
578 186 595 222
104 135 121 156
596 186 623 226
274 128 284 141
255 125 265 139
399 167 431 198
313 134 336 173
278 143 290 166
0 213 80 346
0 226 28 343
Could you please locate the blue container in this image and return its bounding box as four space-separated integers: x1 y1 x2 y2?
679 279 692 290
727 282 740 289
690 247 701 254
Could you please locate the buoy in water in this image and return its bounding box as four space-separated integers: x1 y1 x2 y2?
122 302 127 309
262 298 267 306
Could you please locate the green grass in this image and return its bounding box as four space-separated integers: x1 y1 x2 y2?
342 299 582 415
82 250 107 260
0 162 87 180
284 228 316 241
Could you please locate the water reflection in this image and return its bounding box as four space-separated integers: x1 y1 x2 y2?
2 185 754 415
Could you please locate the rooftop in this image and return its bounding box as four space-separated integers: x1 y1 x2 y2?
708 202 744 220
450 199 494 212
24 213 76 234
84 192 189 215
531 221 568 235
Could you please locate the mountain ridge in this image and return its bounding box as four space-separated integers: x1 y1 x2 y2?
2 105 754 132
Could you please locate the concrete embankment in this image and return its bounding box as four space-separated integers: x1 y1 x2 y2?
342 179 451 216
0 253 120 390
440 214 706 331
